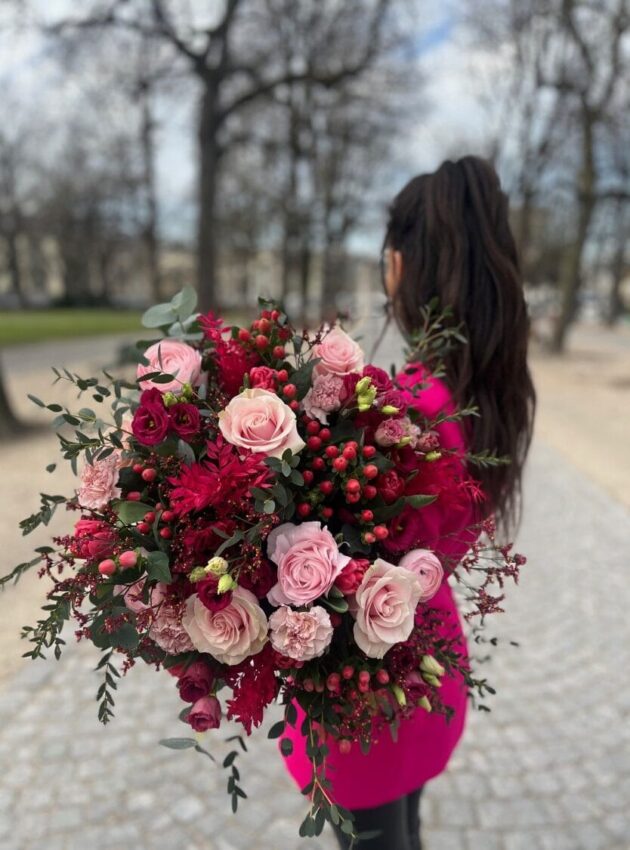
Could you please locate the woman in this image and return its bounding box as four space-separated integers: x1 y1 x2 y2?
282 156 536 849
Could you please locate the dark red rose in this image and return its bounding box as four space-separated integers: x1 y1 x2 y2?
132 388 169 446
382 505 426 552
177 660 215 703
341 371 362 402
335 558 370 595
196 576 233 612
378 388 408 415
169 402 201 439
182 520 236 561
188 695 221 731
71 519 117 560
238 559 275 599
376 469 405 504
362 365 393 394
249 366 277 391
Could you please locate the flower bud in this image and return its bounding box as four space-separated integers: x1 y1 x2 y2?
380 405 399 415
355 376 372 395
189 567 208 583
422 673 442 688
206 556 228 575
420 655 445 677
424 451 442 463
217 574 237 594
418 696 432 713
391 684 407 707
163 391 178 407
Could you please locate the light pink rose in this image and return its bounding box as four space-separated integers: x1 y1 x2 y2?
218 388 305 459
77 450 123 511
269 606 333 661
398 549 444 602
353 559 422 658
313 327 365 377
266 522 351 607
137 339 203 394
182 587 268 666
302 374 345 424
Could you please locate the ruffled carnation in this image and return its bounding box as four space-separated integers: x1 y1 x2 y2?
249 366 277 391
77 450 123 511
149 586 195 654
269 606 333 661
302 373 345 424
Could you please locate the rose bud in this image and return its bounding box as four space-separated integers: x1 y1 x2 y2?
177 660 215 703
187 695 222 732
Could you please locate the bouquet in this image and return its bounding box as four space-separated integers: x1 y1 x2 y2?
3 288 524 842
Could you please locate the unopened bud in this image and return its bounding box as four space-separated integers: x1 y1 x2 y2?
391 684 407 707
424 451 442 463
189 567 208 583
181 382 194 399
420 655 445 677
380 405 399 416
206 556 228 575
418 696 432 713
422 673 442 688
217 574 237 594
163 391 178 407
396 436 412 447
355 377 372 395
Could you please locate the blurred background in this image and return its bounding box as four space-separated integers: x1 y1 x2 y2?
0 2 629 850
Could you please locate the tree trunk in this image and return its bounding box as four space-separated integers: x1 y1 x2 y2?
5 229 28 308
605 211 627 326
550 114 596 353
298 237 311 326
140 85 162 303
196 84 221 314
0 354 21 439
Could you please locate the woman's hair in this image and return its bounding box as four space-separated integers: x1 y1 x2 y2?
384 156 536 533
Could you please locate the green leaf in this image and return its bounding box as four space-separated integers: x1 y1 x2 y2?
406 493 437 509
268 720 285 739
291 358 321 401
28 394 45 408
145 551 172 584
322 595 349 614
280 738 293 757
159 737 197 750
142 303 177 329
109 623 140 650
222 751 238 768
171 286 198 322
177 440 196 466
262 499 276 514
112 500 153 525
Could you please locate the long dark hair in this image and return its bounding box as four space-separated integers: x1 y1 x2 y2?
384 156 536 532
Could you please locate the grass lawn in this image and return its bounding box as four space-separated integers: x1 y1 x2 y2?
0 309 144 347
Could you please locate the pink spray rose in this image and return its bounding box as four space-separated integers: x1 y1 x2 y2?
71 519 117 560
313 327 364 377
266 522 351 607
77 450 123 511
269 606 333 661
302 373 345 424
137 339 203 394
353 559 422 658
398 549 444 602
183 587 268 666
188 695 222 731
249 366 277 391
218 388 305 459
176 660 215 703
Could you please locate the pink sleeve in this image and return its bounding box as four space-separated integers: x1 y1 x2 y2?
398 366 481 570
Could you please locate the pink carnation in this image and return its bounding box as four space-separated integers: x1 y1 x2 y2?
77 450 123 511
269 606 333 661
149 586 195 654
374 418 407 447
302 373 345 424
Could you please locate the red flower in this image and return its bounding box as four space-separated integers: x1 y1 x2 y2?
132 388 170 446
167 462 221 515
376 469 405 504
182 520 236 561
335 558 370 595
196 576 233 612
382 505 426 552
188 695 221 731
176 660 216 703
249 366 277 391
225 644 279 735
362 365 393 394
169 403 201 440
71 519 117 560
238 558 275 599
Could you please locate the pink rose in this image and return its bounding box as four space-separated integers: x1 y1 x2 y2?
176 660 215 703
266 522 350 607
182 587 268 666
313 327 364 377
218 388 305 459
249 366 277 391
302 373 345 424
115 577 151 614
397 549 443 602
137 339 203 394
188 695 221 731
353 559 422 658
77 450 123 511
269 606 333 661
71 519 117 560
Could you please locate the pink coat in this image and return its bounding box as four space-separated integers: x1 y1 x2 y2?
280 365 480 809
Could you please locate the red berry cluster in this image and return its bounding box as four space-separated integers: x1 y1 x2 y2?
237 309 293 360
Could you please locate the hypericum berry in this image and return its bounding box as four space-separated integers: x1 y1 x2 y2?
119 550 138 569
143 511 156 524
362 445 377 459
276 369 289 383
261 309 272 320
161 510 174 522
271 309 280 321
327 673 341 691
306 420 320 436
339 739 352 755
345 492 361 504
137 522 151 535
98 559 116 577
302 470 314 485
325 445 339 459
363 484 378 499
255 334 269 350
127 491 142 501
289 400 300 411
297 502 311 518
251 319 261 331
363 531 376 544
156 503 164 511
358 670 370 683
282 383 297 399
321 506 334 519
258 318 272 334
303 678 315 692
376 669 390 684
132 463 144 474
319 428 331 442
315 681 325 693
345 478 361 493
342 445 357 460
358 681 370 694
272 345 285 359
360 509 374 522
319 480 334 496
373 525 389 540
311 457 326 472
362 464 379 479
141 467 157 483
307 435 322 452
332 456 348 472
342 665 355 679
238 327 251 342
159 527 172 540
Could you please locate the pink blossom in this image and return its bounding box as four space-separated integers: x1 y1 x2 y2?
71 519 117 560
149 586 195 654
137 339 203 394
249 366 277 390
269 606 333 661
398 549 444 602
266 522 351 607
302 373 345 424
312 327 364 377
218 388 305 459
188 695 222 731
353 559 422 658
374 418 407 447
77 450 123 511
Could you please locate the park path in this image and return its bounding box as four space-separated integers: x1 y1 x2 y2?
0 329 629 849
